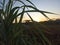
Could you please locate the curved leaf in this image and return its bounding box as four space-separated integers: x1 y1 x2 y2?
24 5 58 15
26 0 36 8
19 6 25 23
26 13 34 21
5 7 20 23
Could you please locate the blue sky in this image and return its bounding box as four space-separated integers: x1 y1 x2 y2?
31 0 60 14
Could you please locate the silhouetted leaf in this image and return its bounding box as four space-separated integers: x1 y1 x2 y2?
24 5 58 14
19 6 25 23
26 0 36 8
26 13 34 21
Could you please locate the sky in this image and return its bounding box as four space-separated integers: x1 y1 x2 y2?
22 0 60 22
0 0 60 22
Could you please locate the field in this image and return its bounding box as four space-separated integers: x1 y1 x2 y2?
23 20 60 45
0 20 60 45
44 25 60 45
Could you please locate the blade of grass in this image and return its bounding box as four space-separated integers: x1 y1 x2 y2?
5 7 20 24
26 0 36 8
2 0 5 10
40 12 50 19
19 6 25 23
26 13 34 21
8 9 19 27
24 5 58 15
24 10 59 15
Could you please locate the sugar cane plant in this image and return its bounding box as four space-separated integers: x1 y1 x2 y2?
0 0 57 45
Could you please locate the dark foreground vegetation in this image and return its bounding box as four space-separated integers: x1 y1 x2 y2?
41 19 60 45
0 0 60 45
23 19 60 45
0 19 60 45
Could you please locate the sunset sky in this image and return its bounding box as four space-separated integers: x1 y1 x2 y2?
22 0 60 22
0 0 60 22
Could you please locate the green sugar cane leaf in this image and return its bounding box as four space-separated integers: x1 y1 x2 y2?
34 26 51 45
29 22 51 45
19 6 25 23
6 9 19 37
25 10 59 15
18 0 25 5
0 9 5 18
6 0 11 14
5 0 14 17
6 12 22 24
5 7 20 23
10 6 55 20
4 0 12 18
39 32 51 45
21 38 27 45
4 8 19 31
23 38 32 45
10 7 20 14
13 28 38 45
26 0 36 8
11 9 19 22
4 3 8 17
2 0 5 10
24 5 58 15
6 5 24 20
0 12 7 42
26 7 34 22
24 5 59 19
33 30 46 45
40 12 50 19
8 9 19 27
26 13 34 22
15 17 17 23
31 31 39 45
37 29 51 45
10 0 14 9
24 10 37 12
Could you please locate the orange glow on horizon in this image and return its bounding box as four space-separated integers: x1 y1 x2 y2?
13 12 60 23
